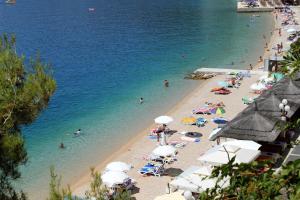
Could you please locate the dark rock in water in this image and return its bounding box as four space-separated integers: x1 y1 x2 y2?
184 72 216 80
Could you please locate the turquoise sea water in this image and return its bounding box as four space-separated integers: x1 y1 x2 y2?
0 0 273 199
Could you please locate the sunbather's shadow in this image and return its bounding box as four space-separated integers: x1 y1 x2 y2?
130 185 140 195
165 130 177 136
185 132 203 138
164 167 184 177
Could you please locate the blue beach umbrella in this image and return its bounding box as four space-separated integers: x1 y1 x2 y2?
211 117 228 124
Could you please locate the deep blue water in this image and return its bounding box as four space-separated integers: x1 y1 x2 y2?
0 0 273 199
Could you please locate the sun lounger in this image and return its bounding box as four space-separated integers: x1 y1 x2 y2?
138 163 164 177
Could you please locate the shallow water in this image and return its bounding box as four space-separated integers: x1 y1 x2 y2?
0 0 273 198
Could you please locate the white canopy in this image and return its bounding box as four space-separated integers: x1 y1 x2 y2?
169 165 229 193
105 161 132 172
152 145 177 157
250 83 266 91
208 128 221 141
101 171 130 188
155 116 174 124
197 145 260 166
220 140 261 150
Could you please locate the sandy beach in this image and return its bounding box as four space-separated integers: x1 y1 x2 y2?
71 8 298 199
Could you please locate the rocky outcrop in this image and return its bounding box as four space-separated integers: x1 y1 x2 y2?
184 72 216 80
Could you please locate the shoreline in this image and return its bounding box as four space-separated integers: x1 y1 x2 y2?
71 11 278 198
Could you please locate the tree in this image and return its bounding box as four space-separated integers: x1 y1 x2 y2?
280 38 300 76
48 167 132 200
198 158 300 200
0 34 56 199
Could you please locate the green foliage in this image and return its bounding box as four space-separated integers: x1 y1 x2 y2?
48 167 132 200
199 158 300 200
281 38 300 76
0 34 56 199
85 168 109 200
47 167 74 200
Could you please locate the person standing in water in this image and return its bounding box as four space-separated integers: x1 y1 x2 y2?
164 80 169 87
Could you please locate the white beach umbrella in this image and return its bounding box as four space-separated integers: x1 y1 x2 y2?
220 140 261 150
208 128 222 141
287 28 296 33
152 145 176 157
197 145 260 166
154 116 174 124
105 161 132 172
169 166 229 193
101 171 130 188
250 83 266 91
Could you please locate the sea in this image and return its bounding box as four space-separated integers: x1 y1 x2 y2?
0 0 273 199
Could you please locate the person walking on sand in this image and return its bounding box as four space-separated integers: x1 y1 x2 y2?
249 64 253 70
139 97 144 104
164 80 169 87
155 124 166 143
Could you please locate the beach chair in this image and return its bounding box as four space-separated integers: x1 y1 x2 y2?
242 97 254 105
196 117 207 127
138 163 164 177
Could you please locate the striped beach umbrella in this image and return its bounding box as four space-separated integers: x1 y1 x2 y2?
216 107 225 115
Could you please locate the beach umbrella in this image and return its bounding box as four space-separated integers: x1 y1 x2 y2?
155 116 173 124
273 78 300 95
271 73 284 81
101 171 130 188
181 117 197 125
218 81 229 88
154 192 185 200
152 145 176 157
105 161 132 172
220 140 261 150
250 83 266 91
244 92 299 118
208 128 222 141
211 117 228 124
287 28 296 33
209 107 217 114
211 109 281 142
216 107 225 115
197 145 260 166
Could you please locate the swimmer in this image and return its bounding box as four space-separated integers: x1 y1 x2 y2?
74 129 81 136
139 97 144 104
